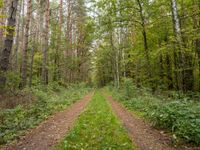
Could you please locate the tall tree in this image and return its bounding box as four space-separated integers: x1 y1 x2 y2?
41 0 50 84
0 0 19 90
20 0 32 88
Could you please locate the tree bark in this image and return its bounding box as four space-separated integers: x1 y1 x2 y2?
171 0 185 91
42 0 50 84
13 0 22 72
20 0 32 88
0 0 19 90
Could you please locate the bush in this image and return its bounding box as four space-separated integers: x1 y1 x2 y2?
5 71 21 91
121 78 136 100
147 101 200 144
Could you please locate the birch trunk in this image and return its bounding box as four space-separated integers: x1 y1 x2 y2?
171 0 185 91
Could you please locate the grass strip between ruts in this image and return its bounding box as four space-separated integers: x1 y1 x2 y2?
55 91 135 150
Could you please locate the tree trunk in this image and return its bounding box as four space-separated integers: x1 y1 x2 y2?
192 0 200 90
0 0 19 90
20 0 32 88
42 0 50 84
136 0 153 90
13 0 22 72
0 0 7 53
54 0 63 81
171 0 185 91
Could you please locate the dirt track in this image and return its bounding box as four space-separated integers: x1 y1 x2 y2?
107 96 176 150
3 93 93 150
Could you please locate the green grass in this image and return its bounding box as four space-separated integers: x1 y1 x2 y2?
0 83 91 145
55 91 135 150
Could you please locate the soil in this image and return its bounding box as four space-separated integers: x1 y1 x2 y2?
3 93 93 150
107 96 177 150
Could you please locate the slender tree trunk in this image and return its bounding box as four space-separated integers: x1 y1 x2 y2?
0 0 19 90
171 0 185 91
42 0 50 84
21 0 25 54
136 0 153 90
54 0 63 81
0 0 7 53
13 0 22 72
29 44 35 88
192 0 200 90
20 0 32 88
29 13 36 88
65 0 72 82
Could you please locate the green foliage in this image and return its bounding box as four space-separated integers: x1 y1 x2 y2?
0 83 90 144
147 101 200 144
92 0 200 92
5 71 21 90
55 91 134 150
107 86 200 145
121 78 135 100
0 0 3 8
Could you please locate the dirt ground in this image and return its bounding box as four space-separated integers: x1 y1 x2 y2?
3 93 93 150
107 96 178 150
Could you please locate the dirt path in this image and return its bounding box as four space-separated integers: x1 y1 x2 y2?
107 96 176 150
3 93 93 150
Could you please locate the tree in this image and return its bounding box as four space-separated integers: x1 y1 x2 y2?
0 0 19 90
41 0 50 84
20 0 32 88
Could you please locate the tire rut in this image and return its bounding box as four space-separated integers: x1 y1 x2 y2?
107 96 176 150
3 93 93 150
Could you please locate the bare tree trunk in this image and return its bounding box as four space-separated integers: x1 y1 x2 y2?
20 0 32 88
42 0 50 84
54 0 63 81
20 0 25 54
65 0 72 83
0 0 19 90
13 0 22 72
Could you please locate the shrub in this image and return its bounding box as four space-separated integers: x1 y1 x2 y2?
147 101 200 144
121 78 136 100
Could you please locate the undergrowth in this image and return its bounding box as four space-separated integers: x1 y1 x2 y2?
106 78 200 145
55 91 134 150
0 82 91 145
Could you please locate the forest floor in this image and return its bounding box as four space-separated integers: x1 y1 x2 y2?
2 91 196 150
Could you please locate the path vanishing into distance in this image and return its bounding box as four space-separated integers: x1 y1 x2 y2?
3 91 187 150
